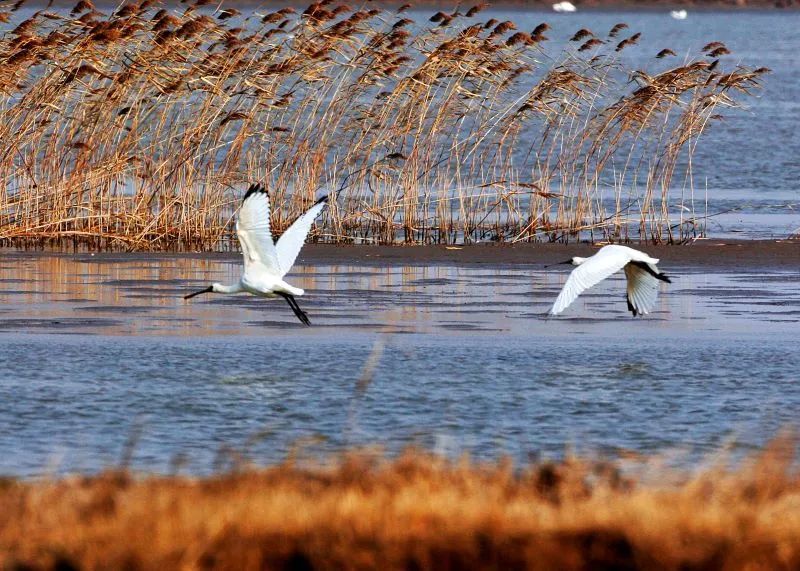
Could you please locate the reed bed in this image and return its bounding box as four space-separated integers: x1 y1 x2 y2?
0 0 766 249
1 439 799 570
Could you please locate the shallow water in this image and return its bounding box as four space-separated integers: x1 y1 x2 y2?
0 253 798 476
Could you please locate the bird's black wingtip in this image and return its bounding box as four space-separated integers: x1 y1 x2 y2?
626 295 639 317
660 273 672 284
314 194 329 206
243 182 267 202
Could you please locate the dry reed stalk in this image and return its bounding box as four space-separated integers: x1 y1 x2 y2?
0 2 766 250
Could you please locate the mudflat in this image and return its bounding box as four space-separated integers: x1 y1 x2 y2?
9 239 796 268
299 240 800 268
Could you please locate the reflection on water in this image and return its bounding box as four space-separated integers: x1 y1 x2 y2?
0 252 799 476
2 252 799 336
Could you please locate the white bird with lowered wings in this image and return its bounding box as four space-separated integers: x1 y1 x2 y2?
548 245 672 317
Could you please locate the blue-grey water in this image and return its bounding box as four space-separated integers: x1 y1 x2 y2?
0 252 798 477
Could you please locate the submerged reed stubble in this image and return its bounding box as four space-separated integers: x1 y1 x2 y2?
0 1 766 249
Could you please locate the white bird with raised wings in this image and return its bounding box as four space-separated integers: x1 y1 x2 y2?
548 245 671 317
184 183 328 326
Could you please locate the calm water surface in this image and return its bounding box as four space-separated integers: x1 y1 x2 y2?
0 253 798 476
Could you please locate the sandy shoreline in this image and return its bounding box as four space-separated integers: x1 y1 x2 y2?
4 240 799 269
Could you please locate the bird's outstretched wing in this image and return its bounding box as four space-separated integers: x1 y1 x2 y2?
548 250 630 315
623 264 660 316
624 261 671 316
275 195 328 277
236 183 281 275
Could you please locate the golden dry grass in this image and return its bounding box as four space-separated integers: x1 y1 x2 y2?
0 0 766 249
2 441 800 570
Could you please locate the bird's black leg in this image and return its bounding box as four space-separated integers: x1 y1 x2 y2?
276 292 311 326
184 285 213 300
288 296 312 326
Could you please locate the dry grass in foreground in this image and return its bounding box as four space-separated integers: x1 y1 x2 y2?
2 442 800 570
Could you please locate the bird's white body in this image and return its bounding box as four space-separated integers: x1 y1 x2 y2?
185 183 327 325
552 1 577 12
548 245 671 317
670 9 688 19
209 278 298 298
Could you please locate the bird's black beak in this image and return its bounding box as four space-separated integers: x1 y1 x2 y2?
544 259 573 269
184 286 213 300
